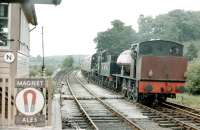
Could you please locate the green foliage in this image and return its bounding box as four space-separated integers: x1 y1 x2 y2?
185 44 198 61
182 40 200 57
30 55 84 68
29 65 55 77
138 10 200 42
30 65 41 77
45 65 54 76
168 94 200 109
138 15 155 41
30 55 84 77
30 55 62 68
30 55 59 77
94 20 138 55
186 59 200 95
94 10 200 56
61 56 74 71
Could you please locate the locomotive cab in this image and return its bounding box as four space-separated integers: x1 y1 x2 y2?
136 40 187 103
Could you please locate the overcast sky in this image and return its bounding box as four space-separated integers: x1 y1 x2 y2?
30 0 200 57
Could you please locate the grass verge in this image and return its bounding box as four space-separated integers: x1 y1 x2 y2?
167 93 200 110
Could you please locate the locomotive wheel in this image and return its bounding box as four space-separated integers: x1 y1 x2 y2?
127 91 133 100
122 79 127 97
122 89 127 97
133 87 139 102
108 81 111 88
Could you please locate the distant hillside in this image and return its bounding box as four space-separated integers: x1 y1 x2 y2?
29 55 87 77
30 55 87 68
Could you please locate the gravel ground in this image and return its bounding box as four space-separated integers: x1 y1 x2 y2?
0 127 52 130
87 84 123 99
105 99 171 130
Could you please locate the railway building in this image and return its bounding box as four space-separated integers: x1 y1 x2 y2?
0 3 37 126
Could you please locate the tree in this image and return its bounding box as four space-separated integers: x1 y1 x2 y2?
29 65 55 77
94 20 138 55
29 65 40 77
186 44 198 61
61 56 74 71
137 15 155 41
137 10 200 42
36 55 42 61
42 66 54 76
186 59 200 95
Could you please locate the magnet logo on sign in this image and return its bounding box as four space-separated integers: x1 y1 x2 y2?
4 52 15 63
15 88 44 116
23 90 36 112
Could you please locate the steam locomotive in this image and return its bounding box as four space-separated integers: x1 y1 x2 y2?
81 40 187 104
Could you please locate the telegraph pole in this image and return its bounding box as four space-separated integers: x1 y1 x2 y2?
42 26 45 77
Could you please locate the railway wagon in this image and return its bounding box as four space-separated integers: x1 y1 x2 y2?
80 53 100 81
81 40 187 104
81 56 92 78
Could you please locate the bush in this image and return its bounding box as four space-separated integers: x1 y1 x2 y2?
186 59 200 95
29 65 56 77
185 43 198 61
61 56 74 71
30 65 41 77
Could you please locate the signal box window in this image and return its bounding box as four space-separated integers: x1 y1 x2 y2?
0 4 8 47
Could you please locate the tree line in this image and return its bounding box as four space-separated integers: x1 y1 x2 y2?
94 9 199 60
30 55 75 77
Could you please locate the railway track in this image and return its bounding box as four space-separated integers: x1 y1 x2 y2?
137 102 200 130
162 101 200 119
62 71 144 130
78 71 200 130
60 71 200 130
61 72 92 129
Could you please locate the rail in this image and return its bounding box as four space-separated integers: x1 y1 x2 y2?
75 72 144 130
65 72 99 130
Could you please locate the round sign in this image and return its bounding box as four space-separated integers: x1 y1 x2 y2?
4 52 15 63
15 88 45 116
